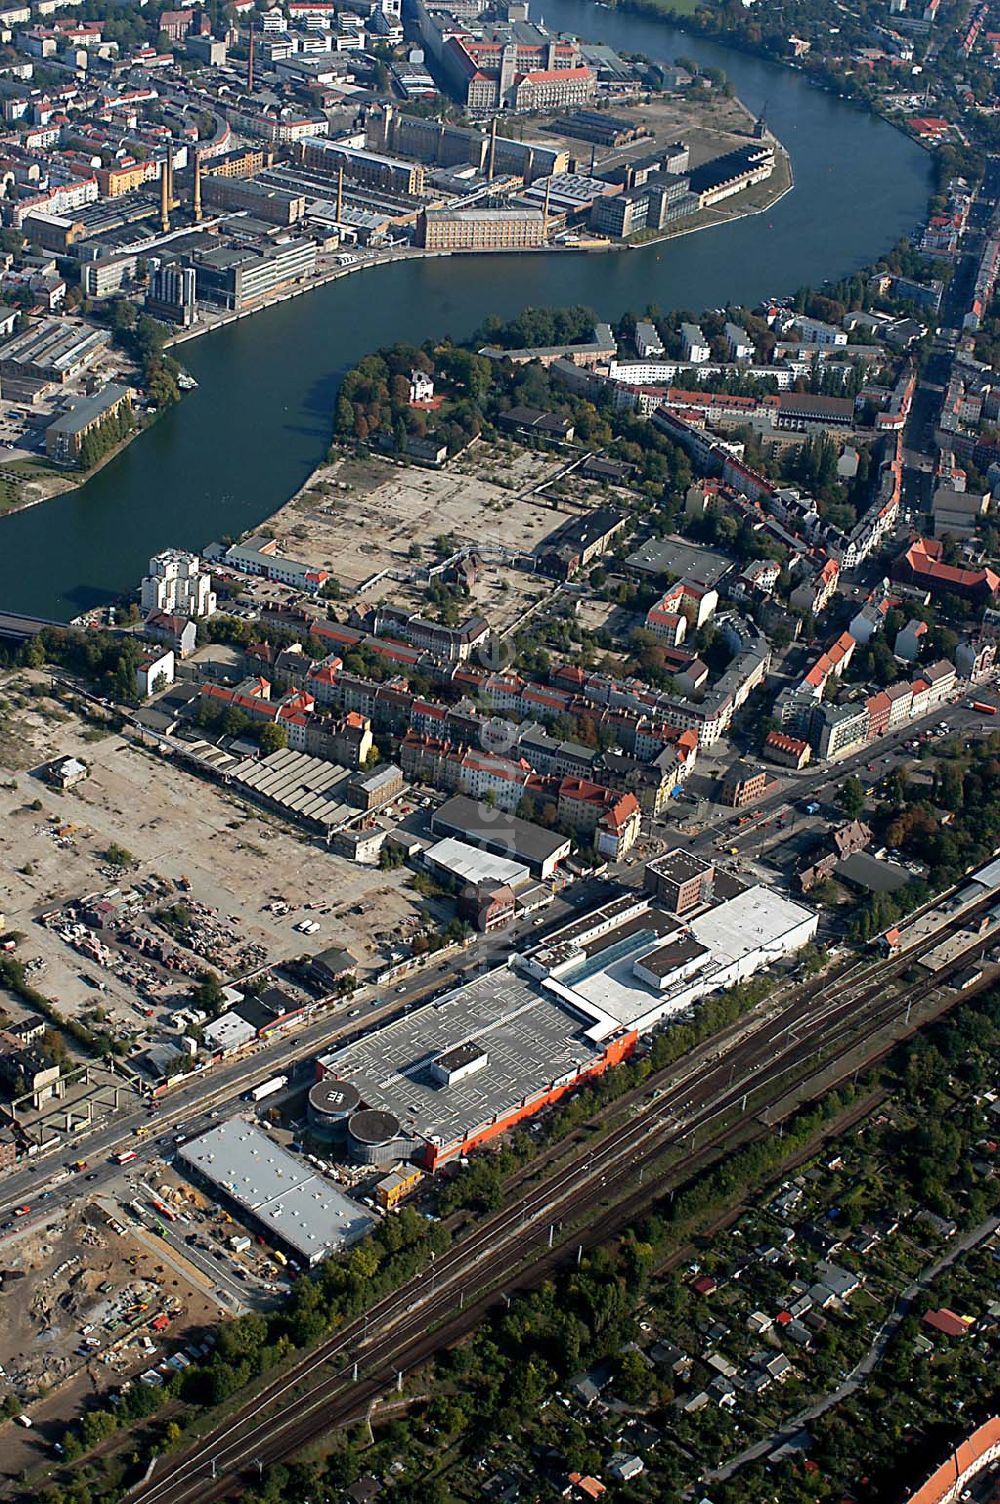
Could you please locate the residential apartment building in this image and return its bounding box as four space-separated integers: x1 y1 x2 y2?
141 549 216 618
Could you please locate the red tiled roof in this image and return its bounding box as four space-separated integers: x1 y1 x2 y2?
903 1417 1000 1504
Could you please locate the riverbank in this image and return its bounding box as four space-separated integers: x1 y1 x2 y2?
0 419 154 521
165 163 792 355
615 0 952 172
626 133 792 249
163 90 786 352
0 0 931 623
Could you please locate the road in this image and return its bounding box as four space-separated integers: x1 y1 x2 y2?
640 689 996 868
705 1212 1000 1484
4 685 994 1257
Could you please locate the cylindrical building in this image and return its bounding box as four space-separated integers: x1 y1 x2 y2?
346 1108 406 1166
307 1078 360 1138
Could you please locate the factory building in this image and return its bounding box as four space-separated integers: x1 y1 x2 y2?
295 137 425 195
199 175 306 225
689 143 775 207
177 1118 375 1265
418 206 545 251
366 106 568 182
0 317 109 386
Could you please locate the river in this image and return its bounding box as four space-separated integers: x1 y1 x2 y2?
0 0 931 620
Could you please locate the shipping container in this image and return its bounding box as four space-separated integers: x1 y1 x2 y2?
245 1075 288 1103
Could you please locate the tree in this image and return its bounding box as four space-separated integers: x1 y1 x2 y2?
103 842 136 867
258 722 288 755
836 775 866 820
190 970 225 1017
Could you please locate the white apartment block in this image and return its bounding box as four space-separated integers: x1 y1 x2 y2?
141 549 217 619
724 322 754 361
681 322 710 362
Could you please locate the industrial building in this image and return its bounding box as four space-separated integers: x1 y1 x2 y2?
177 1118 375 1265
318 965 635 1170
45 383 130 465
199 175 306 226
590 170 695 240
191 238 316 311
295 137 425 195
516 880 817 1041
534 507 626 578
422 835 530 891
367 107 568 182
228 749 355 835
418 206 545 251
0 317 109 387
430 793 570 879
689 143 775 207
315 871 817 1168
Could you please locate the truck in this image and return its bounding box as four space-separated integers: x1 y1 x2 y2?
246 1075 288 1104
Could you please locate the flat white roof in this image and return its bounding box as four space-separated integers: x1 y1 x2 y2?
177 1118 374 1262
689 885 816 969
424 835 529 889
545 885 817 1040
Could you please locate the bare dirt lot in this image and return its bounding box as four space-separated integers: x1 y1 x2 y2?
270 449 563 582
263 438 644 633
0 671 420 1031
265 446 586 631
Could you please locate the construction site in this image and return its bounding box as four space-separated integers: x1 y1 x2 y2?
0 1189 218 1480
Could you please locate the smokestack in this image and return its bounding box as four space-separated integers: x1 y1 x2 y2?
247 25 255 92
166 150 175 211
192 150 202 222
487 115 497 180
336 165 343 221
159 157 170 234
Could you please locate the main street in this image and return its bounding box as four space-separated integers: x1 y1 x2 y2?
4 684 994 1249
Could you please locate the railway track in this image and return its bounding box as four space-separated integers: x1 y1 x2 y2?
128 914 999 1504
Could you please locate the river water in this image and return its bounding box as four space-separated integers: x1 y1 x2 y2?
0 0 931 619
